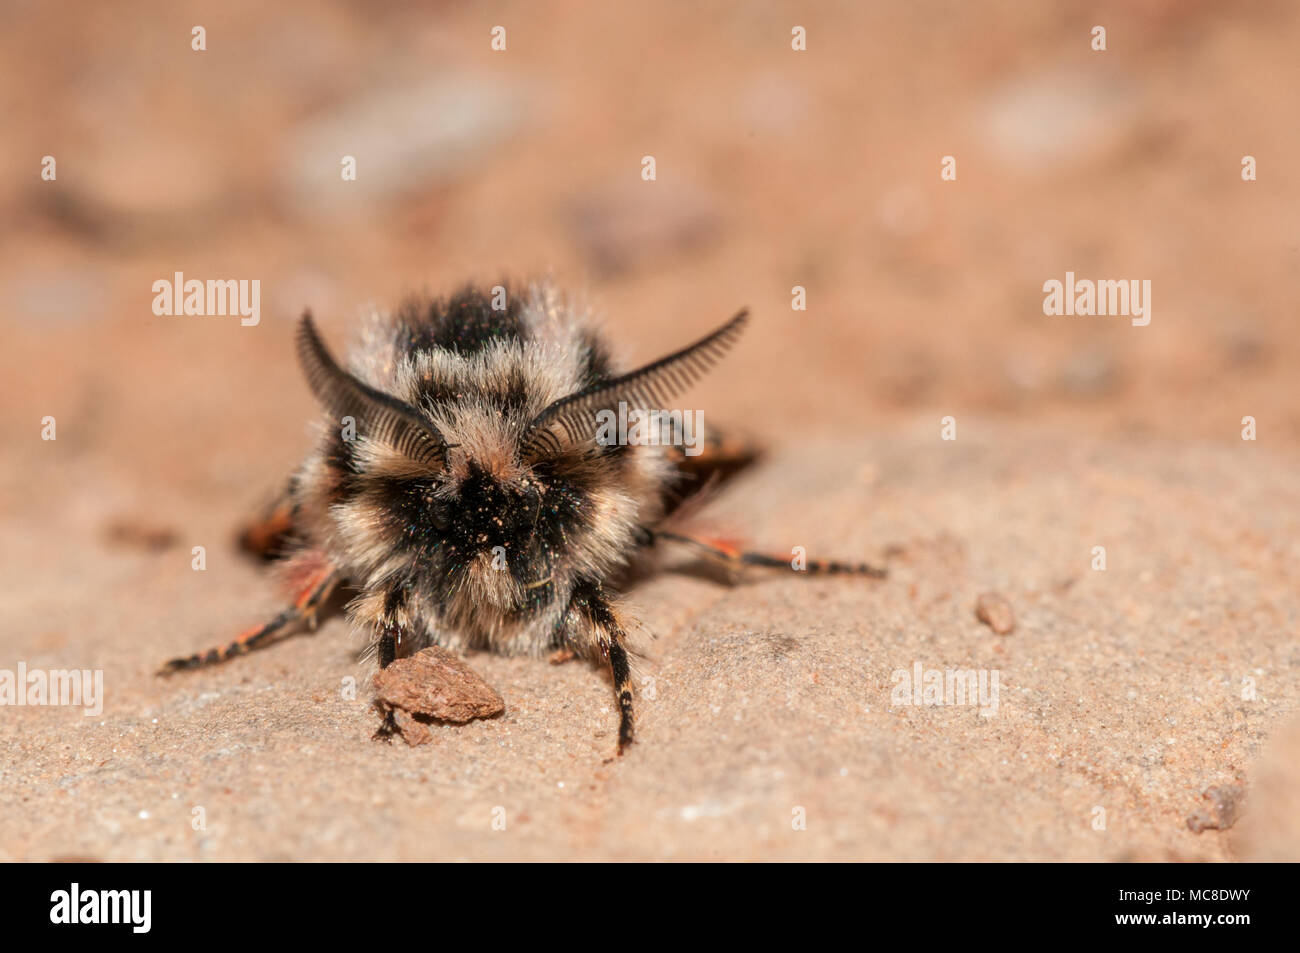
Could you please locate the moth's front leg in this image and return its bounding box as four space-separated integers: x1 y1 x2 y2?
561 582 635 754
349 580 427 670
375 620 407 669
368 616 424 742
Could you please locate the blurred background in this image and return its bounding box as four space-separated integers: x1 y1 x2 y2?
5 1 1298 503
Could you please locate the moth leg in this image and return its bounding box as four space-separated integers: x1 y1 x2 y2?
370 619 416 741
160 566 339 672
646 529 887 579
352 578 426 670
374 619 421 669
237 477 300 561
563 583 635 754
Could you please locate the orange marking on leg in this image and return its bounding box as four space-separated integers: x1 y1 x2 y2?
701 537 742 558
294 570 331 609
292 566 339 631
233 622 270 646
162 568 339 674
239 504 296 558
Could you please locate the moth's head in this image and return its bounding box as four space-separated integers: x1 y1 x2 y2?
295 306 748 600
297 315 574 598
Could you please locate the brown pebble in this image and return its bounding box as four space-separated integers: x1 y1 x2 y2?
975 592 1015 634
1186 784 1243 833
372 646 504 746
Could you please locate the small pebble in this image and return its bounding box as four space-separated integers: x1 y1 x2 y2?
373 646 505 747
975 592 1016 634
1186 784 1242 833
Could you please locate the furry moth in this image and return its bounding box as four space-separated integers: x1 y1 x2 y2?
164 282 884 753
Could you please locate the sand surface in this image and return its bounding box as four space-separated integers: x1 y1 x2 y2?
3 428 1298 861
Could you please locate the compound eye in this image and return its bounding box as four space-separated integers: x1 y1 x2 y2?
423 492 451 530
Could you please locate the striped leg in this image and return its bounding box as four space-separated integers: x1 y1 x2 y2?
371 620 413 741
648 529 887 578
161 567 339 673
609 638 635 753
565 583 636 754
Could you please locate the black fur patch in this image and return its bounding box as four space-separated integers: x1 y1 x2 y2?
396 285 525 358
324 430 365 502
430 461 586 610
372 476 447 552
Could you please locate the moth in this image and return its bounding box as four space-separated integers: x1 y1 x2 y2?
163 282 884 753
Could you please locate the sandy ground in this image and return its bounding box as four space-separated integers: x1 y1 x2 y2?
3 1 1300 861
3 429 1298 861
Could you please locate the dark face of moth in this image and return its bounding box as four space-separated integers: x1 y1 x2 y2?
369 287 594 604
371 456 587 611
